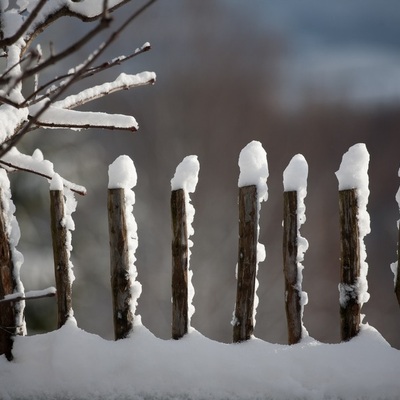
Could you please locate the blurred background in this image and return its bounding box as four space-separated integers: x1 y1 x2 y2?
9 0 400 347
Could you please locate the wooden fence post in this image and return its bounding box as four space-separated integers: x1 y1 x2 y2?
50 189 73 329
233 185 258 343
0 188 22 360
338 188 361 341
394 226 400 307
171 188 188 340
283 191 302 345
108 188 134 340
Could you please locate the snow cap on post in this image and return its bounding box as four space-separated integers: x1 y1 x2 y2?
335 143 370 238
283 154 308 193
238 140 269 202
108 155 137 189
170 155 200 193
49 173 64 191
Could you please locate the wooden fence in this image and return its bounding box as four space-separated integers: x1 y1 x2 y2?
0 146 399 360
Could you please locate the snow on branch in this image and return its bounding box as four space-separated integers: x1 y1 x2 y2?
0 287 56 303
32 106 138 132
0 148 87 195
53 72 156 110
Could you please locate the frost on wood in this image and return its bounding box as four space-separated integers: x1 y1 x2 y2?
170 155 200 331
233 141 268 338
108 155 141 335
283 154 309 342
335 143 371 309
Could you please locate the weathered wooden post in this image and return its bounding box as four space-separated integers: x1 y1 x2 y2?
282 154 309 345
171 188 189 339
232 141 269 343
108 188 133 339
170 156 199 340
283 191 303 344
338 189 361 341
50 187 73 328
0 171 25 360
0 189 21 360
233 185 258 343
336 144 370 342
395 225 400 307
392 172 400 307
108 155 141 340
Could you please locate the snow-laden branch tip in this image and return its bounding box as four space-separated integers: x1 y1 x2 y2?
52 72 156 110
0 147 87 195
32 107 138 132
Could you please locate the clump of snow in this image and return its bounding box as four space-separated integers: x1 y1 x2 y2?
390 167 400 284
108 155 137 189
335 143 371 307
238 140 269 201
283 154 309 336
236 141 269 326
49 173 63 191
108 155 141 318
171 155 200 326
0 169 25 335
170 155 200 193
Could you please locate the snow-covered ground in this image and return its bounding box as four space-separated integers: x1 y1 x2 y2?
0 319 399 400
